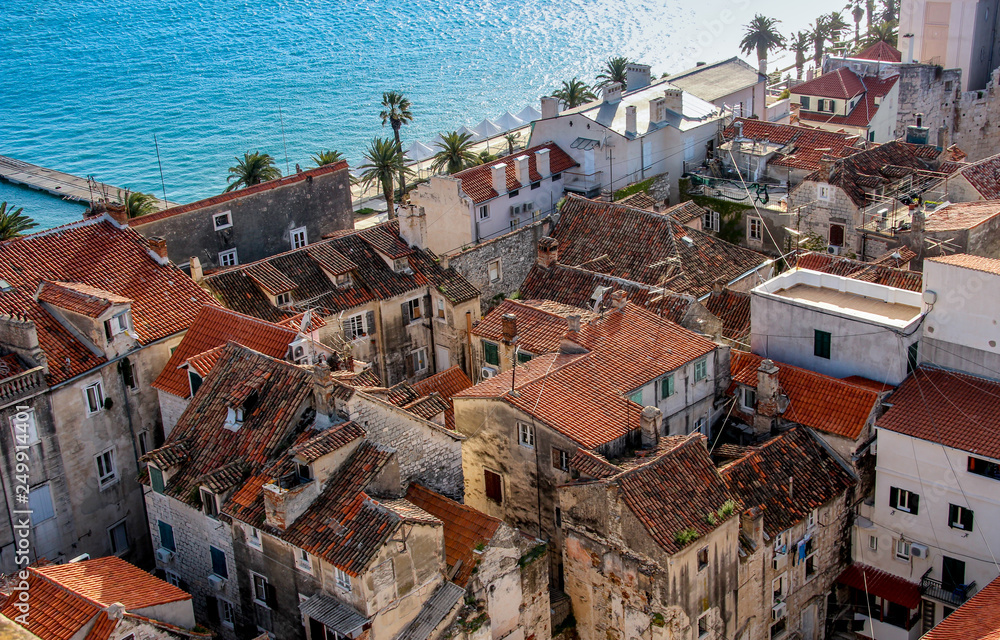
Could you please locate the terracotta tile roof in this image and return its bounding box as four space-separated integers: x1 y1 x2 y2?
869 246 917 268
405 483 503 587
82 611 117 640
36 281 131 318
855 41 902 62
615 435 737 555
0 216 216 385
130 161 349 226
569 448 620 479
199 460 249 494
472 299 599 356
34 556 192 609
186 346 225 378
456 303 718 449
289 421 365 462
794 67 867 99
803 140 941 207
0 353 29 379
452 143 579 204
923 575 1000 640
663 200 705 224
877 366 1000 458
403 393 450 420
144 441 189 469
795 251 923 291
617 192 657 210
410 366 473 430
307 243 359 275
552 195 770 299
204 222 477 321
730 350 880 440
244 261 298 295
722 119 863 171
841 375 895 394
926 253 1000 275
799 75 899 128
837 563 922 609
924 200 1000 231
0 575 98 640
703 288 751 342
152 305 296 397
956 152 1000 200
278 310 327 333
720 428 855 537
143 343 314 506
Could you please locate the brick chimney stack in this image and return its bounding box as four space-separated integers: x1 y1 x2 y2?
501 313 518 342
640 405 663 448
537 236 559 268
611 289 627 311
105 202 129 227
817 155 835 183
147 237 169 266
753 358 783 436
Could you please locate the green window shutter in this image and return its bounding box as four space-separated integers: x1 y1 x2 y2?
517 351 532 364
210 546 228 578
660 375 674 399
150 466 165 494
158 520 175 551
814 330 832 359
484 342 500 366
889 486 899 508
629 390 643 404
910 493 919 515
964 508 974 531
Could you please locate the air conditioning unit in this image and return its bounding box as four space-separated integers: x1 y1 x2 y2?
481 366 499 379
155 548 174 563
910 543 929 559
772 602 787 621
827 245 842 255
208 574 227 591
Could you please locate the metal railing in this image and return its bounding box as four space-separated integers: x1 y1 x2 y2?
0 366 46 406
563 170 603 194
857 171 953 236
922 575 978 606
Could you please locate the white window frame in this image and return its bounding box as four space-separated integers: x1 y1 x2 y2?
108 519 128 555
251 571 269 605
10 408 39 446
950 504 973 530
703 210 720 232
394 258 410 273
478 204 489 220
247 525 263 550
290 226 308 249
219 248 239 267
343 313 366 341
165 570 182 587
202 488 219 518
335 273 352 288
84 381 105 415
895 538 911 560
405 298 422 322
296 548 313 573
817 184 832 202
334 567 352 591
435 297 446 321
893 488 916 513
741 387 756 412
697 611 710 638
748 217 763 241
694 358 708 381
488 259 502 283
213 211 233 230
807 508 818 529
694 417 707 434
772 573 788 604
412 348 428 374
220 599 235 629
109 311 130 336
518 422 535 449
869 535 878 551
96 448 118 488
275 292 291 306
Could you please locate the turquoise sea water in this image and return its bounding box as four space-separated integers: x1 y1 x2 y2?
1 0 832 229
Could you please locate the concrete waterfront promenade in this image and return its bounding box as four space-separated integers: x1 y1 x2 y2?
0 155 176 211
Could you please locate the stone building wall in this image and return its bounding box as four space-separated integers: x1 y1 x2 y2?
445 217 555 313
951 68 1000 162
787 181 863 257
345 392 465 499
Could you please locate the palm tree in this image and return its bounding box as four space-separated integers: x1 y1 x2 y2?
866 0 876 37
474 150 499 166
879 0 898 23
595 56 632 90
379 91 414 196
430 132 478 175
503 132 521 156
789 31 811 79
740 15 786 75
121 189 158 218
811 15 831 68
224 151 281 193
826 11 851 54
312 150 345 167
357 138 410 219
846 0 865 43
0 202 37 241
552 78 597 109
866 20 898 47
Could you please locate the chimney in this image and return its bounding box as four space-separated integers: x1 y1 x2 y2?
626 63 652 90
712 278 726 295
640 405 663 448
610 289 627 311
105 202 129 227
602 82 623 103
514 155 530 186
147 237 169 266
104 603 126 621
696 61 707 67
625 106 638 136
541 96 560 119
491 164 507 194
537 236 558 268
535 148 551 177
501 313 518 342
817 155 835 183
566 315 581 332
663 87 684 114
910 205 925 233
753 358 782 435
190 256 204 283
311 360 336 417
903 33 915 64
397 203 428 250
649 96 666 124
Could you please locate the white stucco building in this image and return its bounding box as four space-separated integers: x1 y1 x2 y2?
667 57 767 119
750 269 925 385
528 64 725 202
899 0 1000 90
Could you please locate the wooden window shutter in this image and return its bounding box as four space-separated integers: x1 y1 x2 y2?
551 447 560 469
910 493 919 515
205 596 219 623
401 302 409 326
964 508 974 530
423 296 432 319
366 310 376 335
889 486 899 508
104 320 113 342
265 583 278 609
405 351 415 378
485 470 502 503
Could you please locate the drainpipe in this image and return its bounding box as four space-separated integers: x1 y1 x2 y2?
117 357 152 562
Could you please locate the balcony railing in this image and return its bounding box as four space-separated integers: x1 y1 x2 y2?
563 170 603 196
921 576 977 606
0 366 46 406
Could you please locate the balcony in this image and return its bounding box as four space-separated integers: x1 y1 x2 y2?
921 575 977 607
0 366 46 405
562 170 603 198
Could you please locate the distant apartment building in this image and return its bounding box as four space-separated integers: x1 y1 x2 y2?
0 212 215 571
130 161 354 270
202 221 481 385
899 0 1000 90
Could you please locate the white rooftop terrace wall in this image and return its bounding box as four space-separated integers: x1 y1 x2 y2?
750 269 925 385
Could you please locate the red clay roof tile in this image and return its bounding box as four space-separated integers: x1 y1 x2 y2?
922 575 1000 640
926 253 1000 275
452 143 578 204
794 67 867 99
855 41 902 62
722 118 863 171
837 562 922 609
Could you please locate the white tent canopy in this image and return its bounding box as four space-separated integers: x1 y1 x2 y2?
405 141 435 161
516 105 542 123
457 125 482 140
474 118 503 139
428 134 447 150
494 111 524 131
